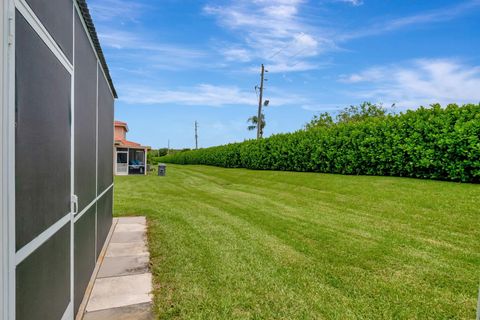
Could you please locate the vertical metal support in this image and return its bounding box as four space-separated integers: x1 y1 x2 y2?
95 61 99 259
3 1 15 319
144 149 148 175
69 3 75 319
0 3 5 319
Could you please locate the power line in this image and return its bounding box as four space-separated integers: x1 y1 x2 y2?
267 33 307 60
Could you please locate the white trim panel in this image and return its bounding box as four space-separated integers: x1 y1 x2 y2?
5 0 15 318
15 213 71 266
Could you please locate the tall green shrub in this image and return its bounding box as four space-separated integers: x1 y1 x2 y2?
159 104 480 182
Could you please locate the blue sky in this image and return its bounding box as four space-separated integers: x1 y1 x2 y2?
88 0 480 149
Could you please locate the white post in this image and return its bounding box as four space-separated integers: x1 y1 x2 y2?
2 1 15 318
144 148 147 175
113 147 117 175
0 2 5 318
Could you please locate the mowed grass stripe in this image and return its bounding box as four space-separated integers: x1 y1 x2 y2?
114 164 480 319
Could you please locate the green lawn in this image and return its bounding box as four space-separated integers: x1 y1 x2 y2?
114 164 480 319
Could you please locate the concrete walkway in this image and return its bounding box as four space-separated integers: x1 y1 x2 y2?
81 217 154 320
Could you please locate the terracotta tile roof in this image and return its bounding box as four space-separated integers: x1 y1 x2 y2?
115 139 149 149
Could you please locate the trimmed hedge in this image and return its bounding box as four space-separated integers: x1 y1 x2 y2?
160 104 480 182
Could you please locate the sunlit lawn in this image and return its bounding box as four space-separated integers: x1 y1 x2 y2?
114 164 480 319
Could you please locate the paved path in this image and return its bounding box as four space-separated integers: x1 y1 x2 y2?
81 217 154 320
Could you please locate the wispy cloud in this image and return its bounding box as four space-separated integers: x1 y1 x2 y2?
120 84 254 107
204 0 335 73
96 29 210 72
342 0 480 40
340 59 480 107
89 0 147 23
98 30 205 57
119 83 306 107
337 0 363 6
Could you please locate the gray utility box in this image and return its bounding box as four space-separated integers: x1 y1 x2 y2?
158 164 167 176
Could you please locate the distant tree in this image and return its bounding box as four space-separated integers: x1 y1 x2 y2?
247 113 266 137
305 112 334 130
157 148 168 157
306 102 390 129
336 102 388 124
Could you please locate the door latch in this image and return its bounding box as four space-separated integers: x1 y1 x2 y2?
71 195 79 215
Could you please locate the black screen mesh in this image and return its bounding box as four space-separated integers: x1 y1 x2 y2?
96 188 113 257
15 11 71 250
74 206 96 313
74 13 97 211
16 225 70 320
25 0 73 61
97 66 114 193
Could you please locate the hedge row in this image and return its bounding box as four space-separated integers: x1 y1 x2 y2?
160 104 480 182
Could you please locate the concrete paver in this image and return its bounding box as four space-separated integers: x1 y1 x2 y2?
83 302 154 320
80 216 153 319
105 242 148 258
97 255 149 278
111 231 146 243
86 273 152 312
117 216 147 224
115 223 146 233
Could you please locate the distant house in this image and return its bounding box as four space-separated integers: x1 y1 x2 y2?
114 121 150 175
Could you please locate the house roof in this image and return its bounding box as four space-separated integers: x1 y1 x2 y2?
76 0 117 98
115 139 150 149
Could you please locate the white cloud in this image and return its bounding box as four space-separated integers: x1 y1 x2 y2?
120 84 254 107
98 30 204 57
97 30 210 71
89 0 146 22
340 59 480 107
338 67 385 83
338 0 363 6
342 0 480 40
204 0 334 73
221 47 253 62
119 83 306 108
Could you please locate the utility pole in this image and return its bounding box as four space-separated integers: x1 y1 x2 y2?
256 64 265 139
194 121 198 150
167 139 170 154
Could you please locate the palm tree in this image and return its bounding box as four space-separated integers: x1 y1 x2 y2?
247 113 266 138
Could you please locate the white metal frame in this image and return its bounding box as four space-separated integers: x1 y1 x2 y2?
1 4 4 318
69 3 76 319
2 1 116 319
115 148 129 175
14 0 73 74
144 149 148 175
1 2 6 319
2 0 15 319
